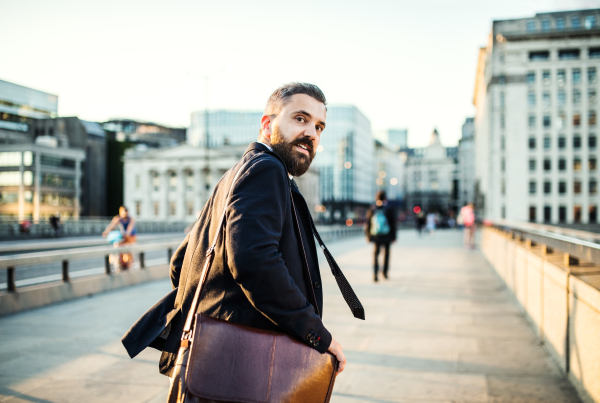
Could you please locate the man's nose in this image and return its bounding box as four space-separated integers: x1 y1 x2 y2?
303 126 318 141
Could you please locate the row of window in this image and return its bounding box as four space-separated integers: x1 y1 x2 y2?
528 180 597 195
527 68 597 85
133 200 196 217
526 157 597 172
527 89 597 107
528 205 597 223
529 49 600 61
527 134 596 150
527 112 597 129
526 15 596 33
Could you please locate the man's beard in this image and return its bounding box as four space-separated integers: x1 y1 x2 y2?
270 126 315 177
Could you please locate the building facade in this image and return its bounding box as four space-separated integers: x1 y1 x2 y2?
374 128 408 150
0 144 84 220
123 144 319 222
374 140 405 202
474 9 600 224
188 110 262 147
103 119 186 147
458 117 476 208
404 129 459 214
0 80 58 144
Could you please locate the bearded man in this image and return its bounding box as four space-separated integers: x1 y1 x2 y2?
122 82 348 379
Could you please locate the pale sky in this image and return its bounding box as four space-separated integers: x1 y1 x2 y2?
3 0 600 147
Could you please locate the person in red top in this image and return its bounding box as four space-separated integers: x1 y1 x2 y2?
460 203 476 249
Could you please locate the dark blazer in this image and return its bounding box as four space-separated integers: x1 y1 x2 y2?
364 204 397 244
122 143 331 376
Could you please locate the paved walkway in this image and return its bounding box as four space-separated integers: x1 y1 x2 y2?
0 230 580 402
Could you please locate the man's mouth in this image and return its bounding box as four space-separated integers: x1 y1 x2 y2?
294 143 311 156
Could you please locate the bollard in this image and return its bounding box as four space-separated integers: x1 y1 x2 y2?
168 248 173 262
139 252 145 269
62 260 70 282
7 266 16 292
105 255 111 275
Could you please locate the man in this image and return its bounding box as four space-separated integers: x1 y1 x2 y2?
460 202 476 249
365 190 397 282
122 83 347 378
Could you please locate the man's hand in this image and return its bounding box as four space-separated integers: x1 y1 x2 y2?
327 338 346 373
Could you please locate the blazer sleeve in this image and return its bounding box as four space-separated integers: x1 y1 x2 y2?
225 158 332 353
169 232 190 289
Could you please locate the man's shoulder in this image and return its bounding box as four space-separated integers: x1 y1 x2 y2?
241 151 286 178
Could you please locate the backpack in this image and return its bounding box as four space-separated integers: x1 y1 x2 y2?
370 209 390 236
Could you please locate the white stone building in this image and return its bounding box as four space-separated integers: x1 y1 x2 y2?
123 144 319 222
404 129 458 214
474 9 600 224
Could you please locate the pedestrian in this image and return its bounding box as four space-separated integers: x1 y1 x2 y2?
121 83 364 401
415 211 426 236
460 202 476 249
426 211 436 235
365 190 397 282
102 206 137 269
49 213 61 237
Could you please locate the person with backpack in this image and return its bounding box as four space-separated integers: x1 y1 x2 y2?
365 190 397 282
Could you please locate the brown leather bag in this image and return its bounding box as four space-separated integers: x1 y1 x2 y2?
166 152 363 403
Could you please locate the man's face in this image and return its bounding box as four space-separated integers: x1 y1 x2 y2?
268 94 326 177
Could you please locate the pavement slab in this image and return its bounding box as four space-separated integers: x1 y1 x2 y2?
0 230 581 402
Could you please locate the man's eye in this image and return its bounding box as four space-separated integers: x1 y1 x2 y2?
316 126 324 132
296 116 305 123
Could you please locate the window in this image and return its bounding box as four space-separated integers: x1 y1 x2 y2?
531 52 550 61
590 179 598 195
589 67 597 83
585 15 596 29
573 68 581 84
529 159 536 171
572 17 581 28
574 157 582 171
543 92 551 107
590 206 598 223
541 19 551 31
529 181 537 194
559 206 567 222
185 171 194 191
544 206 552 222
543 115 551 128
152 172 160 191
501 179 506 195
573 113 581 126
529 137 536 149
574 89 581 105
558 113 566 129
559 49 580 60
589 89 597 104
528 91 536 107
527 71 535 85
529 206 537 222
500 113 505 128
573 135 582 149
557 18 565 30
544 136 551 149
558 91 566 106
559 181 567 194
589 110 597 126
527 20 536 32
544 181 552 194
500 92 505 107
557 69 566 84
498 75 506 85
544 159 551 171
153 201 159 216
502 205 506 218
501 136 505 150
590 157 597 170
169 172 177 191
558 136 566 149
589 48 600 58
501 157 505 172
186 200 194 216
135 201 141 216
529 115 536 128
543 70 551 84
574 206 582 223
559 158 567 170
169 201 176 216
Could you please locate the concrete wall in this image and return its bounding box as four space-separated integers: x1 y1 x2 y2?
481 226 600 403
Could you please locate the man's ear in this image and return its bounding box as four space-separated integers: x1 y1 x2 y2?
261 115 272 140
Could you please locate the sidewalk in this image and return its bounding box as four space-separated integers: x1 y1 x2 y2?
0 230 580 402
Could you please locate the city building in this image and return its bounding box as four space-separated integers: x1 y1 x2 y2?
374 128 408 150
474 8 600 224
32 118 107 216
404 129 459 214
187 106 375 224
457 117 476 208
0 143 85 220
374 140 405 202
123 144 319 222
102 119 186 147
0 79 58 144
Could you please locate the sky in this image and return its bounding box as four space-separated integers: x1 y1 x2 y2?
3 0 600 148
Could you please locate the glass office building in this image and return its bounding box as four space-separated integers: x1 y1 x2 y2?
188 110 262 147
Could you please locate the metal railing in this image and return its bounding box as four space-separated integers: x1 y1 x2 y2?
0 225 364 293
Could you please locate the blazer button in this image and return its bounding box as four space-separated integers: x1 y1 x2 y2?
314 281 321 289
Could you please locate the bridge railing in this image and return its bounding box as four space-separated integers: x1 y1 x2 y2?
482 220 600 403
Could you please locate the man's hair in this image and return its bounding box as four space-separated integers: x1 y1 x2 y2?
264 82 327 116
375 190 387 202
